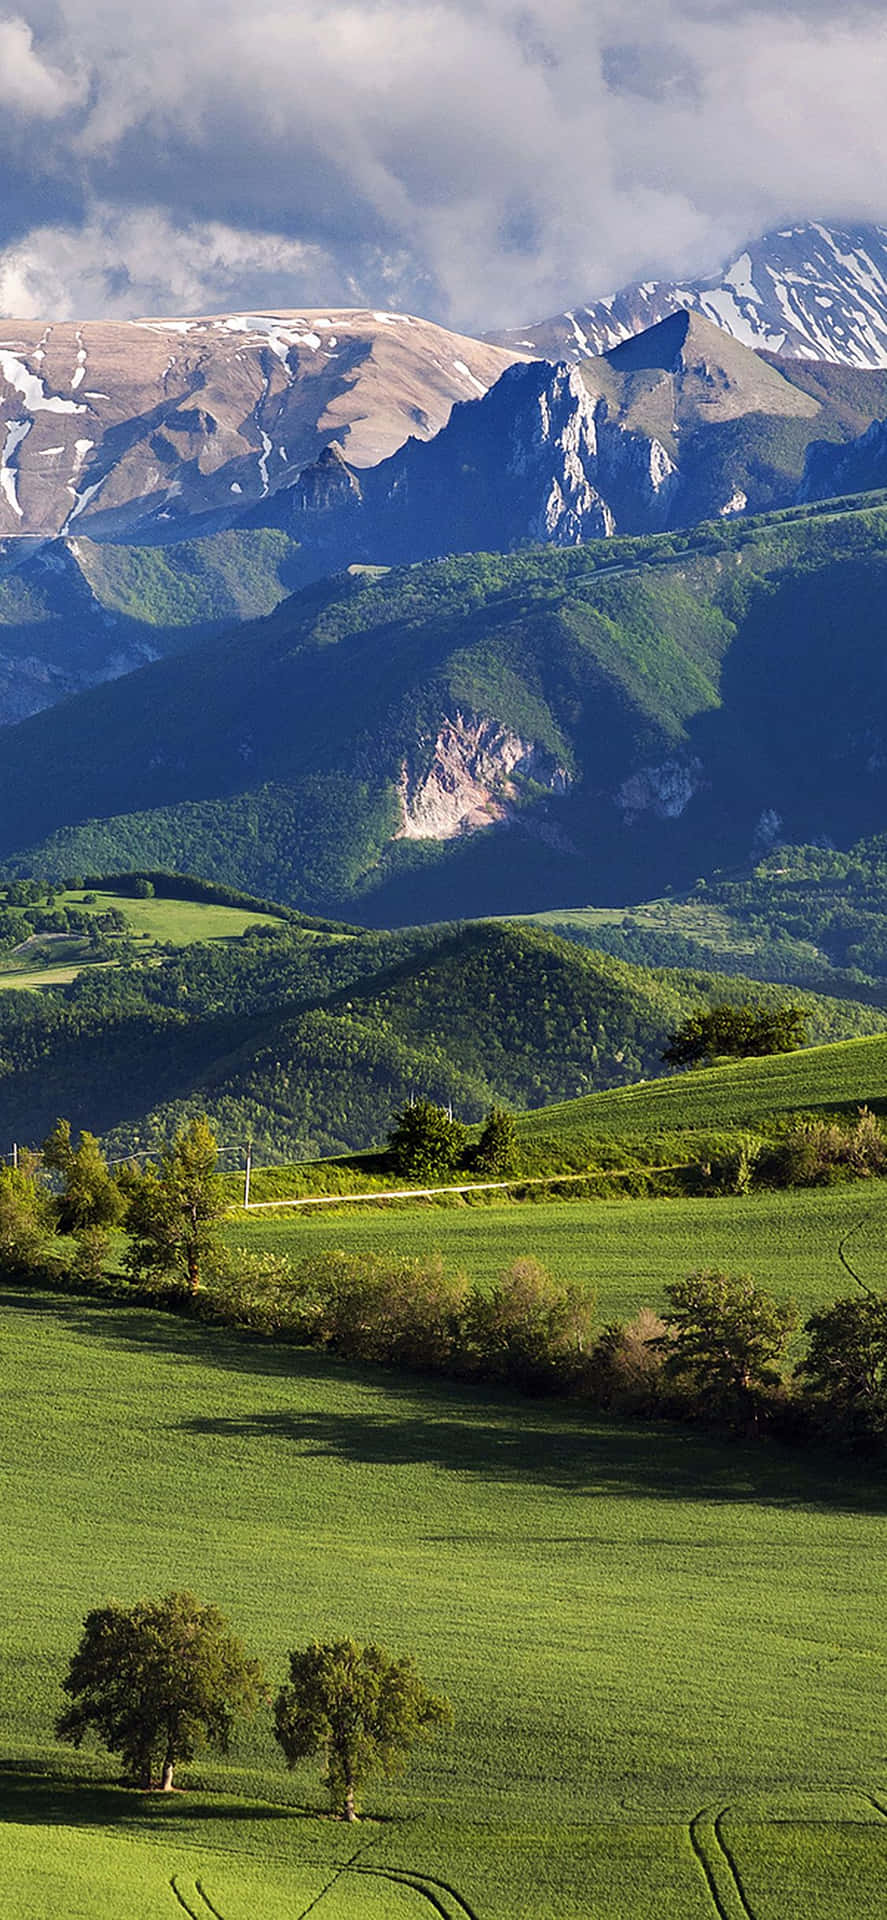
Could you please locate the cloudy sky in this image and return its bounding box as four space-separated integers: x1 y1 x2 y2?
0 0 886 330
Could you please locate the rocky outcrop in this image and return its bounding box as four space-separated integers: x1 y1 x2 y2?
256 313 844 565
396 713 570 840
616 759 702 823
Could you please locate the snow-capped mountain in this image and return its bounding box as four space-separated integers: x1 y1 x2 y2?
488 223 887 370
0 311 524 541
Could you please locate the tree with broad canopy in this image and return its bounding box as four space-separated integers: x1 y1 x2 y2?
56 1590 265 1791
273 1637 452 1821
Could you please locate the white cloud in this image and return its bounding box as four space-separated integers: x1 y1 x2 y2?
0 14 83 117
0 2 885 328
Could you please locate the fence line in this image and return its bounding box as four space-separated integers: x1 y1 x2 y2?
243 1164 691 1211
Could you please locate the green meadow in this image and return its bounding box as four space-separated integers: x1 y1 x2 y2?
226 1181 887 1358
2 1290 887 1917
0 888 283 991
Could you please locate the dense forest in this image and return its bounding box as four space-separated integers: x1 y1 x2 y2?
3 496 887 921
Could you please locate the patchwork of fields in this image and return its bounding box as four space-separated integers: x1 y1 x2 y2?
2 1292 886 1917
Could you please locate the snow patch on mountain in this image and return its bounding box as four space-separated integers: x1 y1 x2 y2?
489 222 887 370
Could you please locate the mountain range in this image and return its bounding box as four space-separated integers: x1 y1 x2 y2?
488 222 887 368
3 303 887 730
0 308 522 542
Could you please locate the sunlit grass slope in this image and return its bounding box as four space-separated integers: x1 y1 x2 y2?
2 1294 886 1916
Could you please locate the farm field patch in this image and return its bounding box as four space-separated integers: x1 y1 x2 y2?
1 1293 886 1915
0 889 283 991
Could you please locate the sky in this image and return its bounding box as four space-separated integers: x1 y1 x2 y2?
0 0 885 331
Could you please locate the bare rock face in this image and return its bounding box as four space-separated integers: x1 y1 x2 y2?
616 759 702 823
396 713 571 840
0 311 524 541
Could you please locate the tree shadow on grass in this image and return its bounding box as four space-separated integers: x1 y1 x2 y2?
0 1762 299 1833
179 1400 887 1516
5 1286 887 1515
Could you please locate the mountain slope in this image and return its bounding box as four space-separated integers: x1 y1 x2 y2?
3 498 887 919
0 309 524 541
489 222 887 369
244 312 887 561
0 527 304 723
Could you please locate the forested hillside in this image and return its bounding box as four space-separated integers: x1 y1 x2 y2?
2 496 887 921
0 901 878 1161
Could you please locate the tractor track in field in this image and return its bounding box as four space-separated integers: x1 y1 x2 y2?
169 1880 204 1920
689 1807 756 1920
837 1202 883 1295
863 1790 887 1820
350 1860 481 1919
195 1884 227 1920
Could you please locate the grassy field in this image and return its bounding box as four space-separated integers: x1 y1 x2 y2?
2 1291 886 1917
224 1178 887 1339
524 894 764 963
0 889 283 991
515 1031 887 1162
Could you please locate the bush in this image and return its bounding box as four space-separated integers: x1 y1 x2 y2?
458 1258 595 1392
305 1250 468 1370
471 1107 518 1176
762 1106 887 1187
586 1309 671 1412
387 1101 469 1180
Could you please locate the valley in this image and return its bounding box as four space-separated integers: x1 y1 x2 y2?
3 203 887 1920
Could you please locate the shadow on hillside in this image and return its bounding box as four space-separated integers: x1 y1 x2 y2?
6 1287 887 1515
0 1762 300 1832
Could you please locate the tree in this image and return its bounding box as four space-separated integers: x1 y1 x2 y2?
122 1116 223 1292
472 1106 518 1176
273 1638 452 1821
43 1119 123 1235
0 1150 53 1272
387 1100 468 1180
662 1003 807 1067
660 1270 797 1423
56 1590 265 1790
796 1292 887 1439
459 1257 595 1391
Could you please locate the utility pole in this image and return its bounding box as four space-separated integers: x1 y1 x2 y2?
12 1142 17 1170
243 1139 252 1209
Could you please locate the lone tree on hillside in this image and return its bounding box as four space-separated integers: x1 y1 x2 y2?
472 1105 518 1176
56 1590 265 1791
660 1270 797 1424
122 1116 223 1292
273 1638 452 1821
663 1003 806 1068
387 1100 468 1180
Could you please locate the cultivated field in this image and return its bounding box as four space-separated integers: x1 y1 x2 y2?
2 1292 886 1917
0 889 283 991
225 1174 887 1339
